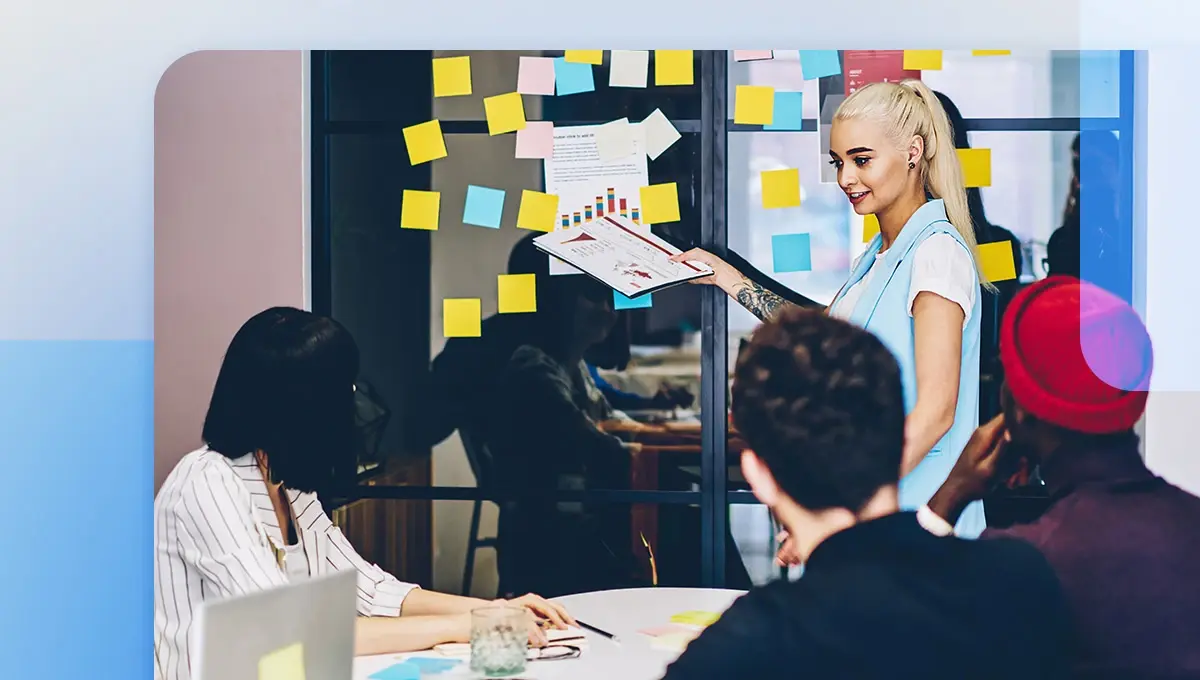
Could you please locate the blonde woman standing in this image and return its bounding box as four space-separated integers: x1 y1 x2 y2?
675 79 989 541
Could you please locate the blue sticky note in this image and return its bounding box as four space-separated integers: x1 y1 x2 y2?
554 57 595 95
368 661 420 680
771 233 813 273
764 92 804 131
1078 50 1120 119
798 51 841 80
463 185 505 228
614 290 653 310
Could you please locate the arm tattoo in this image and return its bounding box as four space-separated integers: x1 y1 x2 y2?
732 280 793 321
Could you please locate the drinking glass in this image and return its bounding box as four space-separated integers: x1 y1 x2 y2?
469 606 528 677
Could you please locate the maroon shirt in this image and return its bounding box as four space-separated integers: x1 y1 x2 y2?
986 435 1200 679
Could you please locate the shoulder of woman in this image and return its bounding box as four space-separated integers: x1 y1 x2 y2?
914 232 975 272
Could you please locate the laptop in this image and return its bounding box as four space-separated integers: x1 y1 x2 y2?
192 570 357 680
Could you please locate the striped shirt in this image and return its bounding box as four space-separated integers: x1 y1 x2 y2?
153 448 419 680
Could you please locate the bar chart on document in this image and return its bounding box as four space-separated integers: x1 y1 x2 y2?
544 123 650 275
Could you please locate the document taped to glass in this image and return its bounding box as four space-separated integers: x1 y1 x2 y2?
533 215 713 299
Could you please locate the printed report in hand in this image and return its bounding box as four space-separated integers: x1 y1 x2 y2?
532 215 713 299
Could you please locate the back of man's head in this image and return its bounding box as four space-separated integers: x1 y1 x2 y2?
731 307 906 513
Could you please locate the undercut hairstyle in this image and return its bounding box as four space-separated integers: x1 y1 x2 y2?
202 307 360 495
731 307 906 512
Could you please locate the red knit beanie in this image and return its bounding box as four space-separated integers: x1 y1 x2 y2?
999 276 1153 434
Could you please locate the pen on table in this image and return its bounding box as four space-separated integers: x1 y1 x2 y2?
576 619 621 644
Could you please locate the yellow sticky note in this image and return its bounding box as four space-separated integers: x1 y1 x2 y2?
484 92 527 136
498 273 537 314
977 241 1017 283
862 214 880 243
444 298 482 338
400 189 440 231
670 610 720 627
640 182 681 224
516 190 559 232
903 50 943 71
403 120 448 165
972 50 1012 57
432 56 472 97
734 85 775 126
258 642 305 680
565 50 603 65
655 50 694 86
760 168 800 209
957 148 992 187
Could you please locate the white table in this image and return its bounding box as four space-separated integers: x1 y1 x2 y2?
352 588 745 680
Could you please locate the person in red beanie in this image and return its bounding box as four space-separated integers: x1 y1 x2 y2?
918 275 1200 679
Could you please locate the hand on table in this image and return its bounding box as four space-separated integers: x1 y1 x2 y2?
494 593 577 646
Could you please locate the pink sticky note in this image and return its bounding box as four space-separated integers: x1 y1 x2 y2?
515 121 554 159
517 56 556 95
734 50 774 62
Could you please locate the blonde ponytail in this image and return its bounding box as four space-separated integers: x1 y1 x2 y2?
835 79 996 292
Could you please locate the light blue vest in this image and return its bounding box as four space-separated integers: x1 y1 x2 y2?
832 199 986 538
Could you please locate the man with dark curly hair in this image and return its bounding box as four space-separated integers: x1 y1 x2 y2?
661 307 1069 680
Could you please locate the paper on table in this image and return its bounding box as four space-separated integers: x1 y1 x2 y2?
639 182 680 224
772 233 813 273
609 49 649 88
651 631 700 652
764 91 803 131
498 273 537 313
733 50 774 62
798 50 842 79
517 56 555 95
614 290 653 310
596 118 636 162
862 213 881 242
462 185 505 229
400 189 440 231
484 92 526 136
367 662 419 680
734 85 774 125
761 168 800 209
554 57 595 95
515 121 554 159
432 55 471 97
641 109 681 161
669 611 721 627
258 642 305 680
978 241 1017 282
957 148 992 187
903 49 943 71
402 120 448 165
516 189 560 232
638 624 694 637
443 299 482 338
565 50 603 65
654 50 693 86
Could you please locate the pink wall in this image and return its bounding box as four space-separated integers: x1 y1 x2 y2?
154 50 307 491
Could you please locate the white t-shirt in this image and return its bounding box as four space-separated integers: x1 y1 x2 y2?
829 233 977 328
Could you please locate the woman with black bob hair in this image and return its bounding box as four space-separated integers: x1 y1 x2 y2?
154 307 573 680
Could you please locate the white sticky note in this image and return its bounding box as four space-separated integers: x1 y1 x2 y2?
596 118 635 162
640 109 681 161
609 50 649 88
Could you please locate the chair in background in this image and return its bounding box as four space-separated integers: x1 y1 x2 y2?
460 427 499 598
